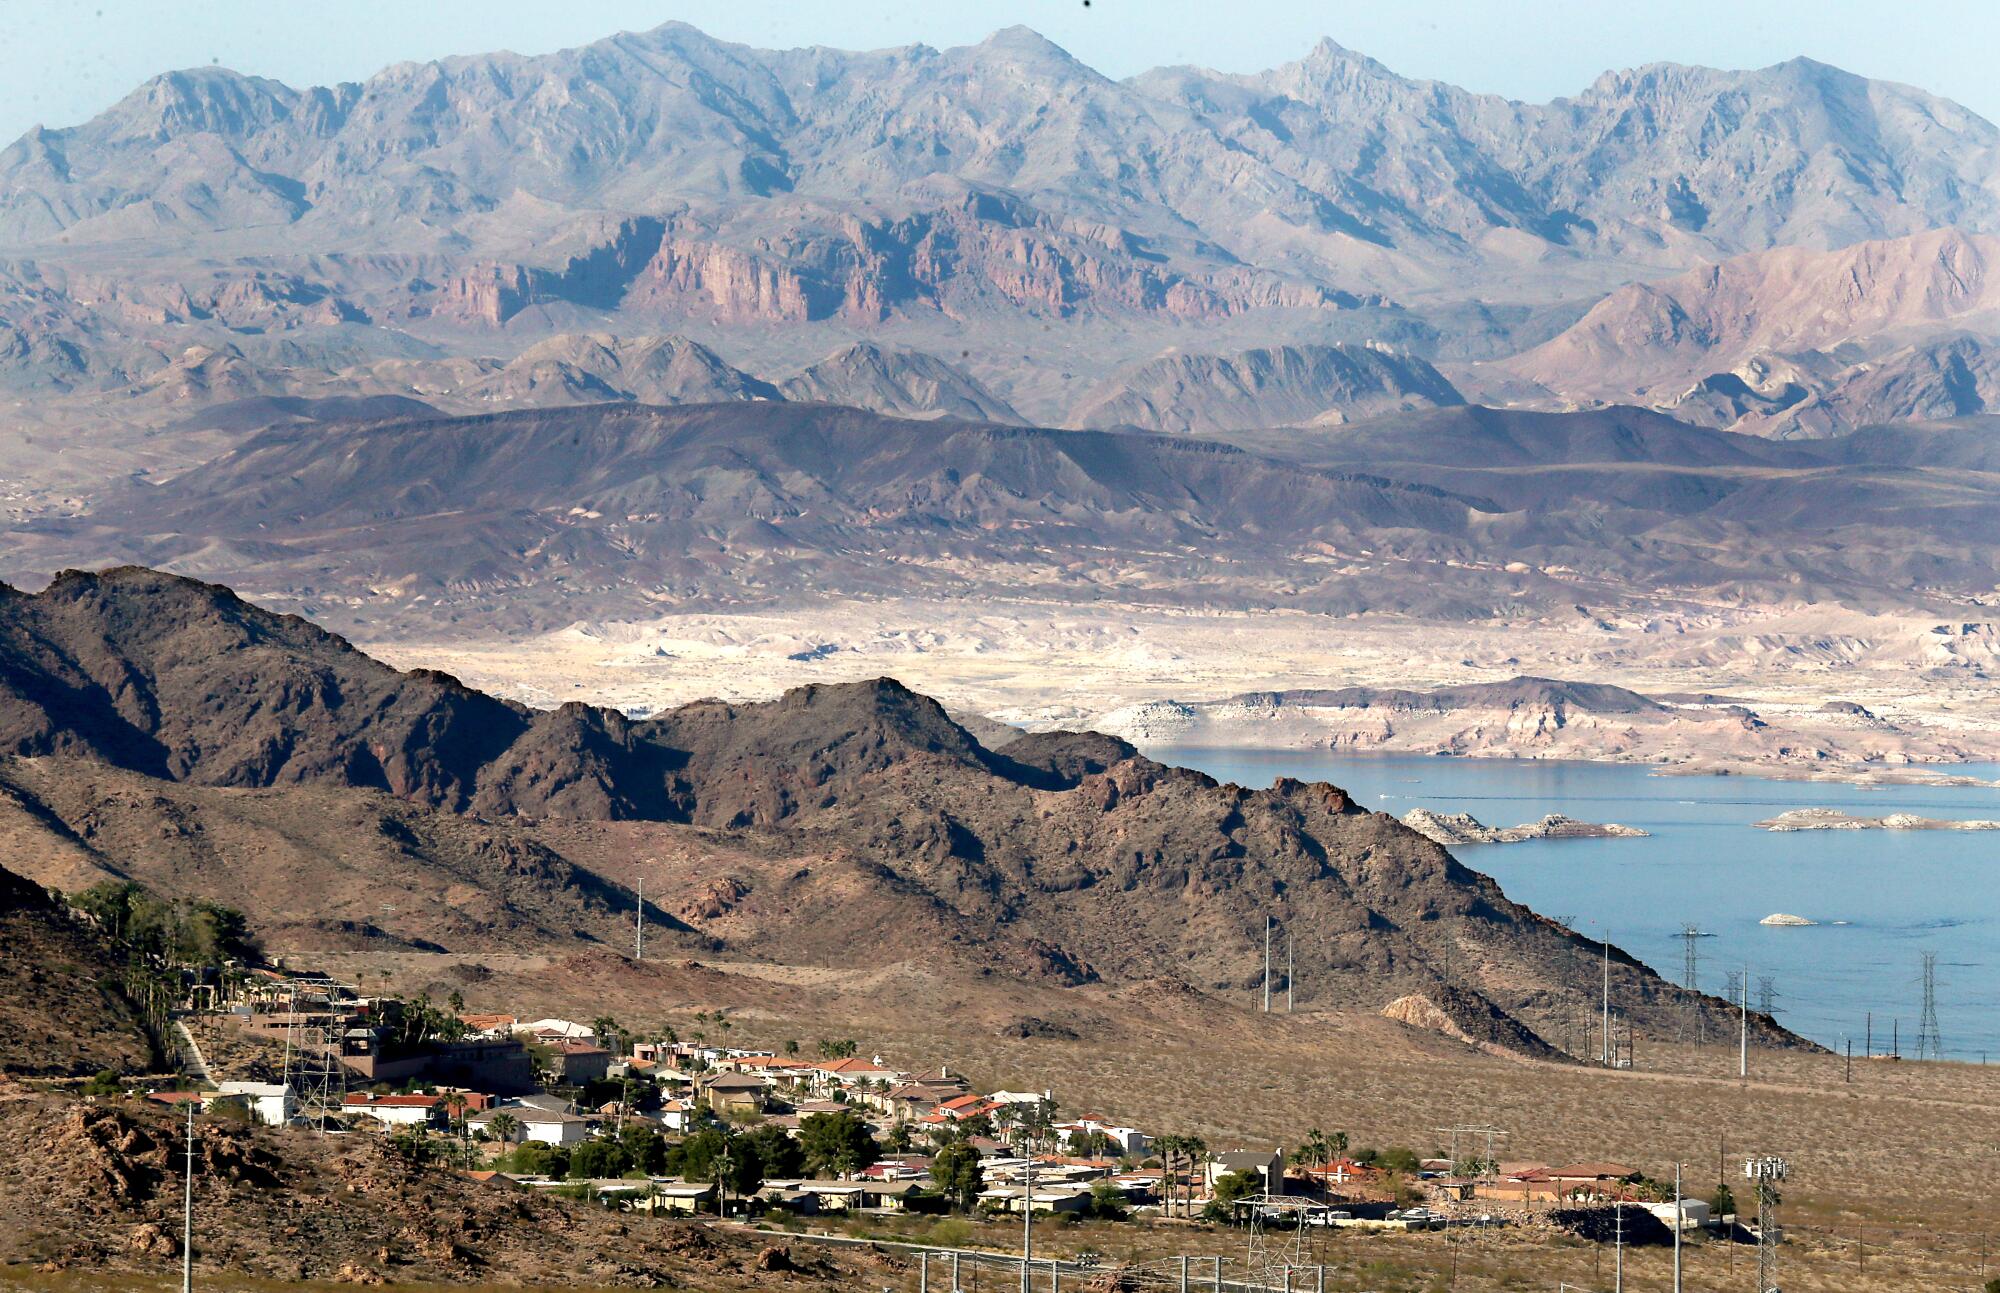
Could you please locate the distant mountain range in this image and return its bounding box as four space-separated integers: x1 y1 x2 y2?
8 22 2000 441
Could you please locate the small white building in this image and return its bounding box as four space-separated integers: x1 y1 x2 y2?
1058 1117 1149 1156
343 1093 442 1128
216 1081 296 1127
471 1104 593 1146
512 1018 596 1041
1646 1199 1712 1231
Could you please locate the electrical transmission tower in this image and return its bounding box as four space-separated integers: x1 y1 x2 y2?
1745 1156 1788 1293
1916 951 1943 1061
287 983 348 1129
1755 975 1780 1017
1675 924 1703 1045
1243 1194 1318 1291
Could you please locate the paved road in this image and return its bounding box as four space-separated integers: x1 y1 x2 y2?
169 1016 212 1084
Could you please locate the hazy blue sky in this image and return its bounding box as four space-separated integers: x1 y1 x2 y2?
4 0 1998 145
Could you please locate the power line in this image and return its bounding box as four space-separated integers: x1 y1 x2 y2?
1756 975 1780 1017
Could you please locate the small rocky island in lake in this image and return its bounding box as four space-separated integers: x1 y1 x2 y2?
1402 808 1650 845
1754 807 2000 832
1760 912 1817 926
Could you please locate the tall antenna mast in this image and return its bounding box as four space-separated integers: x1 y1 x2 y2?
1746 1155 1789 1293
634 877 645 962
1286 928 1294 1013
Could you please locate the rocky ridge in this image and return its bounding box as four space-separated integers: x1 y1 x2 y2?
0 566 1783 1054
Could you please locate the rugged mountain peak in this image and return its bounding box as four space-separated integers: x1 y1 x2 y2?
970 25 1089 71
1073 342 1462 434
95 66 301 144
780 343 1023 423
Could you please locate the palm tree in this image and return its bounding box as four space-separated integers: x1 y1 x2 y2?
1181 1135 1208 1217
591 1015 621 1056
1291 1128 1333 1200
1154 1134 1184 1217
486 1111 521 1146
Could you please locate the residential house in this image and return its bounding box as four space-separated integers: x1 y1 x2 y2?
1208 1149 1285 1196
543 1038 613 1085
987 1090 1049 1107
926 1092 1004 1126
468 1102 593 1146
456 1014 517 1039
334 1032 535 1095
343 1093 443 1129
1057 1116 1148 1157
638 1181 717 1214
977 1185 1092 1215
860 1155 933 1181
808 1057 900 1095
702 1072 769 1117
214 1081 296 1126
1540 1162 1637 1203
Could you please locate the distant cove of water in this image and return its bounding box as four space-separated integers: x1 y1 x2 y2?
1149 747 2000 1060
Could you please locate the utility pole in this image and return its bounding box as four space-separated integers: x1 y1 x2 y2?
1671 1162 1682 1293
1601 936 1611 1067
634 877 644 961
182 1098 195 1293
1613 1199 1624 1293
1286 928 1294 1013
1263 916 1272 1013
1738 961 1748 1078
1021 1153 1034 1293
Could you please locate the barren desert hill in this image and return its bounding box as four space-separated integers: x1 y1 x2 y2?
0 566 1785 1055
13 398 1999 644
0 860 159 1078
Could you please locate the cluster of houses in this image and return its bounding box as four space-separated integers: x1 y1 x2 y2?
148 967 1705 1230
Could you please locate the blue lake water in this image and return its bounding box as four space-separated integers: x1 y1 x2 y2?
1150 747 2000 1059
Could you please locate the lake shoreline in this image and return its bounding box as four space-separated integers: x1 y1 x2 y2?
1152 744 2000 1058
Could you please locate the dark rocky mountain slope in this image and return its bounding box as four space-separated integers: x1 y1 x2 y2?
0 567 1787 1056
12 399 1999 635
0 861 158 1077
